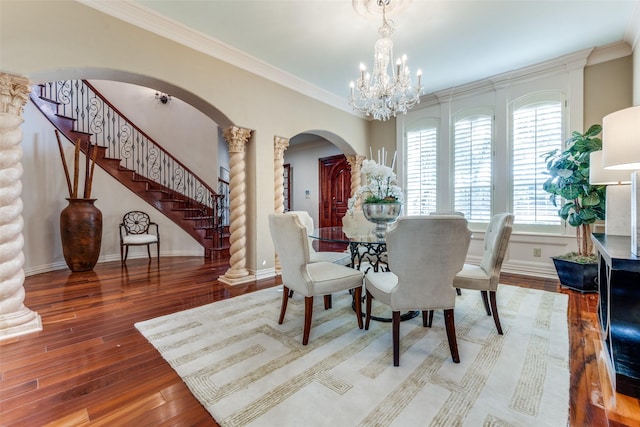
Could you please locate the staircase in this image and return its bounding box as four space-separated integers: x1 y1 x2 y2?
30 80 229 258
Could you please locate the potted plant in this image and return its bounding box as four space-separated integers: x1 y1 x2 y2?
542 124 606 292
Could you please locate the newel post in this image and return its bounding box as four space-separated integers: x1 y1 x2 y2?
0 73 42 340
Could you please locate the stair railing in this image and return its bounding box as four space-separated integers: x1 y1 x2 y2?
38 80 223 243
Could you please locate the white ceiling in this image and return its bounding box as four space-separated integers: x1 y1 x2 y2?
84 0 639 114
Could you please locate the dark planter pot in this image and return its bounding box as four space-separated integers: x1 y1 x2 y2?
60 198 102 272
551 256 598 293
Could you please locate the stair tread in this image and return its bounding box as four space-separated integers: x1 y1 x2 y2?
37 96 61 105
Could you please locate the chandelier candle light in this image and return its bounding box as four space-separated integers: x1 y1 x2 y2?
349 0 423 121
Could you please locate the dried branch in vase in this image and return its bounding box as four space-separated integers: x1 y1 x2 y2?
54 130 98 199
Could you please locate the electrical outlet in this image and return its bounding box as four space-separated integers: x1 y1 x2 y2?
533 247 542 257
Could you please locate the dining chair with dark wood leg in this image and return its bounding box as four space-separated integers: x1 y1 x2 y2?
269 213 364 345
364 215 471 366
452 213 514 335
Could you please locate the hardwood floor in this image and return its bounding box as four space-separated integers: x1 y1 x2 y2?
1 257 639 426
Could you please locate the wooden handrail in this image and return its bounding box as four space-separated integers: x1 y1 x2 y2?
81 80 220 201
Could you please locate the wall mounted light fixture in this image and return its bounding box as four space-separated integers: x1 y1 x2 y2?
155 91 172 104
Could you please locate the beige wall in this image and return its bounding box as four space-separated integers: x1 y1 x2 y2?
1 0 369 275
634 48 640 105
367 120 397 166
584 55 634 126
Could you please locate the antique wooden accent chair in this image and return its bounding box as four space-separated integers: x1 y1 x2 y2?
268 213 364 345
119 211 160 263
364 215 471 366
452 212 514 335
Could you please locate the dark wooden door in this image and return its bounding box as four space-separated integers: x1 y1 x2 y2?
283 164 291 211
319 155 351 228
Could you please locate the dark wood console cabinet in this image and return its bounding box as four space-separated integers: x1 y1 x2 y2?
591 233 640 398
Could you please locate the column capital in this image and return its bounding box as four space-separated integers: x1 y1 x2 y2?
346 155 366 169
0 73 31 117
274 136 289 159
223 126 252 153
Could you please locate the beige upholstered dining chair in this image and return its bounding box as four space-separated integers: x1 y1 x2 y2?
342 209 375 238
119 211 160 263
364 215 471 366
269 213 364 345
287 211 351 266
429 211 465 217
453 212 514 335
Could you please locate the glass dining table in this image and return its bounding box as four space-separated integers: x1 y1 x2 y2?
309 226 388 272
309 226 419 322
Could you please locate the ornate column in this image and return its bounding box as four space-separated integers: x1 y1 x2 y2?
273 136 289 273
219 126 254 285
0 73 42 340
346 155 366 209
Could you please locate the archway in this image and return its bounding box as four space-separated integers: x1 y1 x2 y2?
283 130 361 230
28 68 234 128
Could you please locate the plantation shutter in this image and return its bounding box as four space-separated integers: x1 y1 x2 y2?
406 126 437 215
453 114 493 221
512 100 563 224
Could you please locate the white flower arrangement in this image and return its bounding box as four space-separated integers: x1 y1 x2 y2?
348 154 403 214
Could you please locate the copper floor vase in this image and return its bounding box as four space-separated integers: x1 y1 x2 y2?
60 198 102 272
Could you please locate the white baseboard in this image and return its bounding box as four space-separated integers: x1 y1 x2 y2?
252 267 277 281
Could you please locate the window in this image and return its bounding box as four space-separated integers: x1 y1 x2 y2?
400 57 582 234
405 121 438 215
512 94 563 225
453 112 493 221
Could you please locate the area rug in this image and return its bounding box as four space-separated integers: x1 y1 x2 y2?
135 284 569 426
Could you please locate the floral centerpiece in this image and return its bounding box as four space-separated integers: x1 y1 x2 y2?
348 152 403 238
348 158 403 212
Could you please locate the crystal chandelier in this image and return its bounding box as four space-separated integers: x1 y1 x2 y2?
349 0 423 121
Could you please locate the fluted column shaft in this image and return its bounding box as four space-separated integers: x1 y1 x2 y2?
0 73 42 340
346 155 366 209
219 126 254 285
273 136 289 273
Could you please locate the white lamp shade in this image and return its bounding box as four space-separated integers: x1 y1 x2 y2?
602 105 640 170
589 151 631 185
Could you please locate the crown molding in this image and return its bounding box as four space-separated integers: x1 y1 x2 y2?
76 0 355 115
427 48 594 102
587 41 633 66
